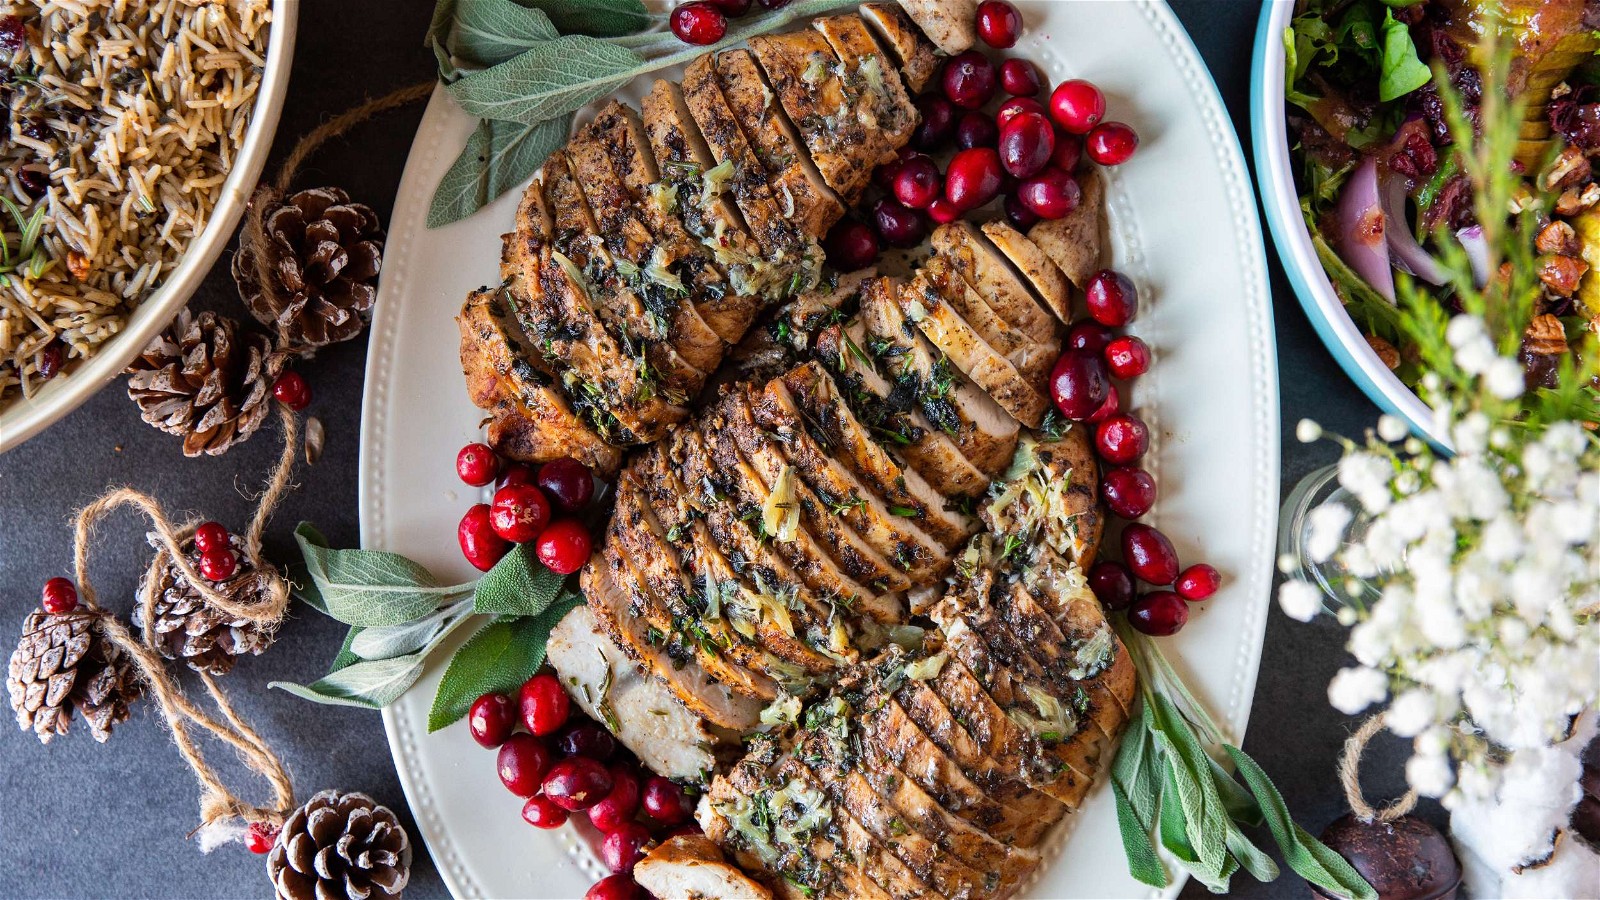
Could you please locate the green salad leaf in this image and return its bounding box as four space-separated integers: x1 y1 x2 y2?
1378 8 1431 101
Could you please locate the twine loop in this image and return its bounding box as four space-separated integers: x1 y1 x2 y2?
1339 713 1420 823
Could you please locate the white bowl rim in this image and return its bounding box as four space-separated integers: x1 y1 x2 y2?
1252 0 1451 449
0 0 299 453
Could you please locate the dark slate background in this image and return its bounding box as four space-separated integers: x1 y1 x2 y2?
0 2 1437 897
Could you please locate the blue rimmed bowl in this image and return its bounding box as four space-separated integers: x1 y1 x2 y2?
1250 0 1449 447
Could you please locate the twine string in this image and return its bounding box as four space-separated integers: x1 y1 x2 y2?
1339 713 1419 822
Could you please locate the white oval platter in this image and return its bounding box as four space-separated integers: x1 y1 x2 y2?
360 2 1278 897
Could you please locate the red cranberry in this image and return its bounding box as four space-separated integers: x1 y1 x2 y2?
271 371 311 411
1066 320 1114 355
1102 466 1156 519
872 197 928 248
521 794 569 829
999 58 1043 97
589 766 642 833
1086 121 1139 166
544 757 615 811
536 458 595 512
1105 335 1151 379
1122 523 1180 585
942 51 997 110
913 94 957 151
1016 166 1080 219
586 874 643 900
601 821 653 874
873 158 904 192
955 110 998 150
1003 193 1038 230
459 504 511 572
0 16 26 56
188 523 229 556
1049 79 1106 134
995 96 1046 128
519 671 571 736
456 443 500 487
557 720 618 760
670 2 726 45
1047 350 1110 420
489 483 552 544
1086 384 1121 423
703 0 751 14
468 692 517 748
536 519 593 575
945 148 1005 210
998 112 1056 180
824 219 880 271
1085 270 1138 326
198 547 238 582
244 822 278 854
1129 591 1188 636
641 776 693 825
976 1 1023 48
36 339 62 377
1087 561 1136 611
1095 414 1149 465
41 578 78 615
498 733 556 797
499 463 535 487
927 197 962 225
1176 564 1221 601
893 156 942 210
666 822 704 838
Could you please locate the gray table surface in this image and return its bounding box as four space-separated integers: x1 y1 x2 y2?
0 2 1438 897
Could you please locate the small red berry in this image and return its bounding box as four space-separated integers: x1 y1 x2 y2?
1086 384 1121 424
1087 561 1136 611
244 822 278 854
955 110 999 150
670 2 727 45
641 776 693 826
589 765 642 833
942 50 997 110
1047 349 1110 421
468 692 517 748
824 219 880 271
976 1 1022 48
498 733 556 797
1052 134 1083 173
1101 466 1156 519
271 371 311 411
1086 121 1139 166
995 96 1047 129
193 521 230 554
999 58 1043 97
893 155 942 210
912 94 957 151
1176 564 1221 601
1085 270 1138 326
456 443 501 487
1129 591 1188 636
1066 320 1114 355
1122 523 1180 585
557 720 619 760
519 671 571 736
41 578 79 615
521 794 569 829
1095 413 1149 465
490 483 552 543
537 458 595 512
458 504 511 572
1105 335 1151 379
1003 193 1038 231
544 756 615 812
927 197 962 225
499 463 536 487
198 547 238 582
998 112 1056 180
1016 166 1080 219
536 519 593 575
586 874 643 900
872 197 928 248
945 147 1005 211
1049 79 1106 134
601 821 653 874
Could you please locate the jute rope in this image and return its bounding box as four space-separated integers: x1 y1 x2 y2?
71 404 301 833
244 81 434 314
1339 713 1420 823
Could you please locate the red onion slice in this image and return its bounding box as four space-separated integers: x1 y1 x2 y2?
1334 156 1396 302
1456 225 1489 287
1378 167 1446 286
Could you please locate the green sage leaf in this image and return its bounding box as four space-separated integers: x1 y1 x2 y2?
428 0 462 77
428 114 572 228
1149 693 1230 879
1225 824 1282 883
427 593 584 731
294 522 474 627
350 599 467 661
452 0 560 68
270 654 428 709
329 626 364 673
474 543 570 616
445 35 642 127
513 0 651 37
1113 780 1167 887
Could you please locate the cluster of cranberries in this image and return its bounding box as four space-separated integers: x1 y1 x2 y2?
455 444 596 575
470 673 697 900
825 2 1140 270
190 520 242 582
271 371 313 411
670 0 793 46
1046 273 1220 636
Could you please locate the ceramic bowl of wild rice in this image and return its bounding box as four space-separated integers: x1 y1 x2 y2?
0 0 296 452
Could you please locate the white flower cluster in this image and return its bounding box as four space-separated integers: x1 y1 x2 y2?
1281 395 1600 803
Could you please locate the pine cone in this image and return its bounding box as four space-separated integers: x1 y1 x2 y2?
7 610 142 744
268 790 412 900
234 187 384 356
139 532 279 676
126 309 287 457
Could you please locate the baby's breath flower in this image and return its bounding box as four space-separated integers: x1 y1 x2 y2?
1328 666 1388 714
1377 415 1408 442
1277 579 1323 622
1296 418 1322 443
1305 502 1352 563
1407 749 1455 797
1484 357 1525 400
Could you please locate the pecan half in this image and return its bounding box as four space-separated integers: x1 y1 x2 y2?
1525 314 1569 356
1539 254 1589 297
1546 145 1592 192
1365 334 1401 370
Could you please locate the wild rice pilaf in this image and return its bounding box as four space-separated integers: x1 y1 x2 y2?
0 0 271 403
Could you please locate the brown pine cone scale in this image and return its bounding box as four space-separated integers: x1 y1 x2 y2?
7 610 142 744
140 531 279 676
234 187 384 356
269 790 412 900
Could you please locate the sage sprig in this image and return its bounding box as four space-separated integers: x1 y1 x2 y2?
424 0 861 227
1112 623 1377 899
275 523 583 731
